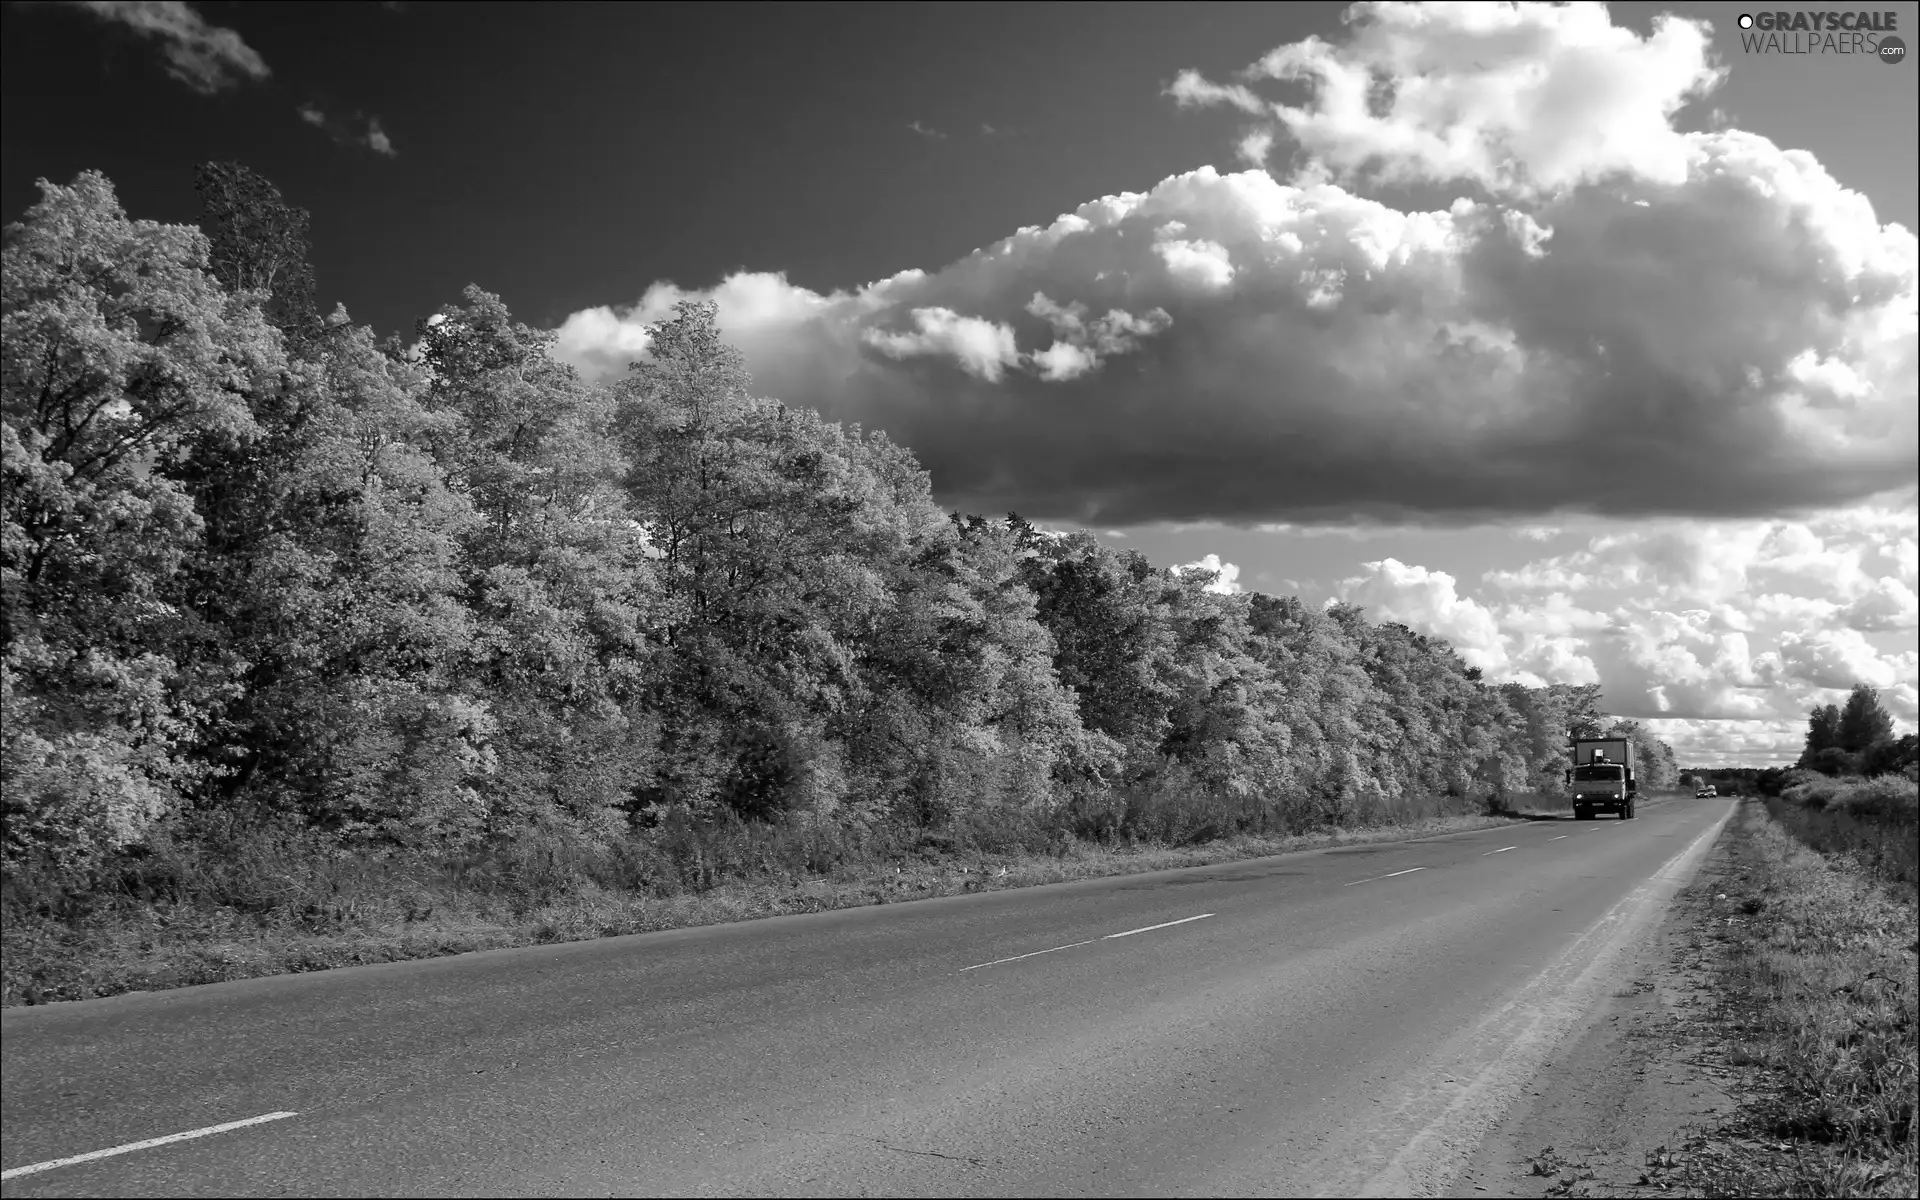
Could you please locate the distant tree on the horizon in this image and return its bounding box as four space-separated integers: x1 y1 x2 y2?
1796 684 1906 777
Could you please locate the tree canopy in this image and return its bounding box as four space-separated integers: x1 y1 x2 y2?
2 167 1689 872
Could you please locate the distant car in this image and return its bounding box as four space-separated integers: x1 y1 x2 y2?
1695 786 1717 798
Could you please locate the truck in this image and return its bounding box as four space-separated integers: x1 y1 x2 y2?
1565 737 1638 820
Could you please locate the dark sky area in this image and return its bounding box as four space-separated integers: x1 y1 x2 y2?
6 1 1913 340
1 1 1343 336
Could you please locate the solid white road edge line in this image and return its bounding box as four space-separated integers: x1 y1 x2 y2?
1103 913 1214 939
1312 801 1738 1199
1344 867 1428 887
0 1112 299 1181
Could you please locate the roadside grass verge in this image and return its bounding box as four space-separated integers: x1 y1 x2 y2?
1 789 1581 1007
1769 773 1918 896
1671 799 1917 1198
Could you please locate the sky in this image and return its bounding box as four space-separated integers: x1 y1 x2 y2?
3 0 1916 768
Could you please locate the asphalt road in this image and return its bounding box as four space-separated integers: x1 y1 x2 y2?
1 797 1736 1198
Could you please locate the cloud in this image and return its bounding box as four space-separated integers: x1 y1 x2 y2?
1482 508 1919 613
864 307 1020 382
1642 718 1807 768
1027 293 1173 382
1778 628 1917 692
1235 128 1276 167
908 120 948 140
1337 558 1520 676
1332 498 1920 734
1172 0 1726 199
70 0 269 94
297 104 397 157
1177 553 1244 595
555 4 1915 530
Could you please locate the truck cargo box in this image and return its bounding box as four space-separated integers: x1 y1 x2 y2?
1572 737 1633 767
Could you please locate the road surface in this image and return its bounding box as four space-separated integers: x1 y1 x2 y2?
1 797 1735 1198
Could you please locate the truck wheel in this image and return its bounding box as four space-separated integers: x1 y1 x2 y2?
1574 806 1590 820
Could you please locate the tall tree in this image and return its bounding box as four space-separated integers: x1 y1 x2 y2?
1 171 283 864
415 286 660 840
193 161 320 343
1800 702 1844 765
1835 683 1895 754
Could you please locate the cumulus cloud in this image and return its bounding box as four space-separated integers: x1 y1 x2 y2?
1335 499 1920 737
297 104 397 157
1170 0 1725 197
1178 553 1244 595
70 0 269 94
1483 508 1917 614
1642 718 1808 769
1778 628 1917 692
1027 293 1173 382
1337 558 1520 676
555 3 1915 529
864 308 1020 382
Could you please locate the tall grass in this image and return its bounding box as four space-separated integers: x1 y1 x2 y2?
1770 773 1919 896
1677 801 1918 1199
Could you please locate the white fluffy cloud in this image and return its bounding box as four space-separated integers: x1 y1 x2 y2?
1178 553 1245 595
72 0 269 95
1640 718 1809 770
1337 558 1516 675
1333 500 1920 750
864 307 1021 382
1485 506 1920 628
1170 0 1725 197
556 4 1915 528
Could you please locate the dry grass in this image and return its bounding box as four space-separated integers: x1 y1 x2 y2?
1669 800 1918 1198
2 794 1546 1007
1768 773 1919 896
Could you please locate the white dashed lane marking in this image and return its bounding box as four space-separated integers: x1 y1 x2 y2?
0 1112 299 1181
960 914 1215 972
1344 867 1428 887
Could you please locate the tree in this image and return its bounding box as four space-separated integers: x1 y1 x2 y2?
193 161 320 343
2 171 283 865
414 286 660 841
1800 702 1843 766
1835 684 1895 754
1861 733 1918 779
207 319 491 847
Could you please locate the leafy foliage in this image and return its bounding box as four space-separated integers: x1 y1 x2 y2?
1798 685 1907 778
4 167 1689 904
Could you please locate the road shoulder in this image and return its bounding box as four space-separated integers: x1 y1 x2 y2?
1452 812 1743 1199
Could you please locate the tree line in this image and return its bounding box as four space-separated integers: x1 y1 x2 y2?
1795 684 1915 780
2 165 1683 879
